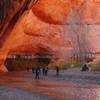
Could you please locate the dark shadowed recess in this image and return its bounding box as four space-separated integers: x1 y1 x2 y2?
4 45 54 71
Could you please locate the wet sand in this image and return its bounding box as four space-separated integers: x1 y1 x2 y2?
0 86 53 100
0 70 100 100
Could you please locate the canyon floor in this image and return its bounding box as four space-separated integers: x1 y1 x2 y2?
0 69 100 100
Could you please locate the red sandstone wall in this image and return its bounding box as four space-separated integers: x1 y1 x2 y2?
0 0 100 71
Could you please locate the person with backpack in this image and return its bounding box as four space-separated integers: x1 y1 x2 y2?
35 66 41 80
55 66 59 76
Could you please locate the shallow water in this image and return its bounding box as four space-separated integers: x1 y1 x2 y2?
0 71 100 100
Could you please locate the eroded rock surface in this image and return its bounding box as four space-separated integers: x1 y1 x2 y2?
0 0 71 71
0 0 100 71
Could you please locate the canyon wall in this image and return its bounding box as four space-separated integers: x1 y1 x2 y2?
0 0 100 71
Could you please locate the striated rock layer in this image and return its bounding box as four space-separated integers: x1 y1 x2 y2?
0 0 100 71
0 0 72 71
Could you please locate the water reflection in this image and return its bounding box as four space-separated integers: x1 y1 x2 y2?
0 71 100 100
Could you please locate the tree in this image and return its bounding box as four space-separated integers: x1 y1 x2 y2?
68 0 91 63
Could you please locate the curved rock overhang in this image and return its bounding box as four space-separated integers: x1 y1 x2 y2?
4 43 54 71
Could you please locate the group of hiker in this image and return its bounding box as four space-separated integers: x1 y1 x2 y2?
27 63 89 80
81 63 89 72
31 66 60 80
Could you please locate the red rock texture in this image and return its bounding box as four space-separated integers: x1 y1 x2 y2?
0 0 100 71
32 0 71 25
0 0 24 37
0 0 72 71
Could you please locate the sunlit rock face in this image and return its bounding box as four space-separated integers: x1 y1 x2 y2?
2 9 71 51
0 0 71 71
32 0 71 25
0 0 100 71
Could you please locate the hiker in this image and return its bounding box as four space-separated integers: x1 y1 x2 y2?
35 67 41 79
42 66 48 76
32 67 35 78
55 66 59 76
81 64 89 72
32 67 35 73
45 66 48 76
